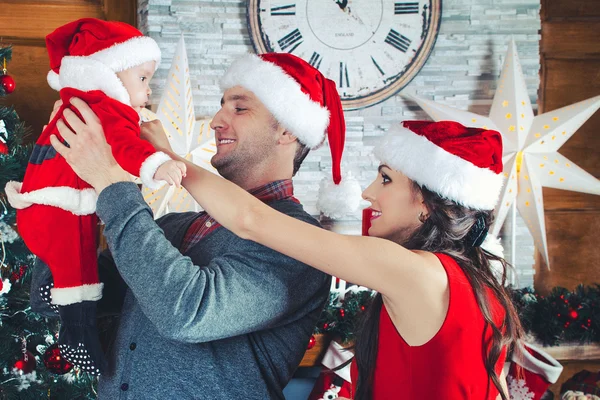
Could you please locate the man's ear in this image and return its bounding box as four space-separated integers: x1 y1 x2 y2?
278 130 298 145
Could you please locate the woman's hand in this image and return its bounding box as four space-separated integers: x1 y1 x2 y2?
140 119 174 154
49 97 131 194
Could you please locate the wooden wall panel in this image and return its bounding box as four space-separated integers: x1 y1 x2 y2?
536 0 600 302
542 0 600 19
540 22 600 57
0 0 137 137
534 211 600 291
0 2 104 40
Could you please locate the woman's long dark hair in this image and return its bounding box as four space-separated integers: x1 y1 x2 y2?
354 182 523 400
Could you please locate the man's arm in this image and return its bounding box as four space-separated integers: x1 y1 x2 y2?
96 181 328 343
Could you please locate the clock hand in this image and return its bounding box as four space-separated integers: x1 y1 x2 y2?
334 0 348 10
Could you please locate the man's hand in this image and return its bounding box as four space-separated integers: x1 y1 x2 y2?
153 159 187 187
140 120 173 154
49 97 131 194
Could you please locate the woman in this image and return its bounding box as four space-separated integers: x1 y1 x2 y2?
50 101 521 399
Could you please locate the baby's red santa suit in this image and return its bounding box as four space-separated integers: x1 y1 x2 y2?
4 18 165 375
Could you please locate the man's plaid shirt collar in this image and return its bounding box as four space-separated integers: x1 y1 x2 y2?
181 179 296 252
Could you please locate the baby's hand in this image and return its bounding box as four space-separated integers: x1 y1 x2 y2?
154 160 187 187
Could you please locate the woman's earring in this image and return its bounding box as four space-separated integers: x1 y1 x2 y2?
418 212 428 223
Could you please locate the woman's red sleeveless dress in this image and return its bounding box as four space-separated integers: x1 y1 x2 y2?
350 253 507 399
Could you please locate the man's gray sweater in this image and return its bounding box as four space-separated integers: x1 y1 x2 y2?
31 182 330 399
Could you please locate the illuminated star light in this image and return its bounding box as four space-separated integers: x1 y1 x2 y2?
140 35 218 218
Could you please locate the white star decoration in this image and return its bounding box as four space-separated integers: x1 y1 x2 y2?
405 40 600 267
140 35 218 218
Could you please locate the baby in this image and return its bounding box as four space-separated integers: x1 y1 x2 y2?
5 18 184 374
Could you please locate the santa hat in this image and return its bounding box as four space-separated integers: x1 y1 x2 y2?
374 120 504 210
220 53 362 219
507 341 563 400
45 18 161 106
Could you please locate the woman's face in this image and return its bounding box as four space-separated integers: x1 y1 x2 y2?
362 165 428 243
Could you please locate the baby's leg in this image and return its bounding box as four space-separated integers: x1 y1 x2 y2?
18 205 106 375
18 205 102 302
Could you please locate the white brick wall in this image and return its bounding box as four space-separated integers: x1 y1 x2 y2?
140 0 539 287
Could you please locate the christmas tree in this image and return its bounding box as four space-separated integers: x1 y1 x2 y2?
0 46 96 399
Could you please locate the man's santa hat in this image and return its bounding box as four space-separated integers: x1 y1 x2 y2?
374 120 504 210
45 18 161 106
220 53 362 219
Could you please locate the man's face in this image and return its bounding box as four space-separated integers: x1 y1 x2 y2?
210 86 281 182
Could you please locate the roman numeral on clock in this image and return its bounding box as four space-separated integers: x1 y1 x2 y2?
395 2 419 14
278 29 303 53
371 56 385 76
339 62 350 88
308 52 322 69
271 4 296 16
385 29 411 52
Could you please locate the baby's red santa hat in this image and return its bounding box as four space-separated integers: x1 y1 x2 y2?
220 53 362 219
45 18 161 106
374 120 504 210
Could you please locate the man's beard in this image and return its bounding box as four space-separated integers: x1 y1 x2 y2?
211 142 272 183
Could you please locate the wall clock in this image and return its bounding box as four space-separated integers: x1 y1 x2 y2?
247 0 442 110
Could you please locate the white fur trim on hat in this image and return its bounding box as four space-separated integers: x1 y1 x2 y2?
52 56 131 105
512 341 563 384
51 283 104 305
374 126 504 210
47 70 61 91
4 181 97 215
481 235 505 284
220 54 329 149
88 36 161 73
47 36 160 103
316 173 362 219
140 151 172 189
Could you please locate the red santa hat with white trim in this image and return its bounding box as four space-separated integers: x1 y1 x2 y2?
374 120 504 210
45 18 161 106
220 53 362 218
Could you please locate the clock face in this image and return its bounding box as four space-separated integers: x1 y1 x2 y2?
247 0 441 110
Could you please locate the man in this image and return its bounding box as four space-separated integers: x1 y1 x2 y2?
31 53 358 398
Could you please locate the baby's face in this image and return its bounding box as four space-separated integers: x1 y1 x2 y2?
117 60 156 112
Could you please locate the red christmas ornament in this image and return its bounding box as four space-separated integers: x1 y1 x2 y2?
569 310 578 319
14 351 36 374
307 335 316 350
0 140 7 155
360 306 366 311
323 323 329 330
0 74 15 94
1 58 15 94
339 309 345 318
43 343 73 374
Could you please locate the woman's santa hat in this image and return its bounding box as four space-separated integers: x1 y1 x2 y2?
374 120 504 210
220 53 362 219
45 18 161 106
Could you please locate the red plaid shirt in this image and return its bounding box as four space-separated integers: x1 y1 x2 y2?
181 179 297 253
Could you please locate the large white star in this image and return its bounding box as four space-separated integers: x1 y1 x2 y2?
404 40 600 267
140 35 218 218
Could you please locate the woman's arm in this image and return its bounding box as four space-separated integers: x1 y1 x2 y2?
54 98 444 300
140 121 444 300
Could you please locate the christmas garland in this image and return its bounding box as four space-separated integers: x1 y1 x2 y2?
314 285 600 347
